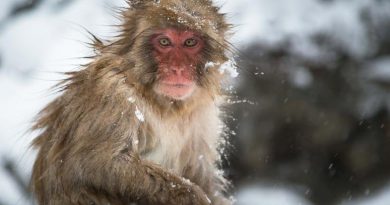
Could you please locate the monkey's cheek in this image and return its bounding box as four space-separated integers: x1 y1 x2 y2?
155 83 196 100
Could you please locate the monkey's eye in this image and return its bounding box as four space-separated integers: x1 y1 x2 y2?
184 38 198 47
159 38 171 47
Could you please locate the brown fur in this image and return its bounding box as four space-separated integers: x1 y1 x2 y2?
31 0 233 204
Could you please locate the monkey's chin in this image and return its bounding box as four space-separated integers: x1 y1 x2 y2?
154 82 196 100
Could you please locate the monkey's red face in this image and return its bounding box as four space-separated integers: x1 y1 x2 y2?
151 29 204 100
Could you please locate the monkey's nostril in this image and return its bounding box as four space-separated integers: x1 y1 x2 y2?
171 66 185 75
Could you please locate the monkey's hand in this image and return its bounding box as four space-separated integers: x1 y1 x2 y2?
135 158 212 205
162 177 212 205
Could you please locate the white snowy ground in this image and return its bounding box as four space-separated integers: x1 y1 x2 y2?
0 0 389 204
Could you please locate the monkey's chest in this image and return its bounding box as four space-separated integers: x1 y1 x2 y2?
138 106 221 175
142 125 194 174
139 117 210 175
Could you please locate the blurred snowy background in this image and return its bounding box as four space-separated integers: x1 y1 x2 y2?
1 0 390 205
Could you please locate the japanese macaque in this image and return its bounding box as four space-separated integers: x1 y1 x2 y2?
31 0 233 204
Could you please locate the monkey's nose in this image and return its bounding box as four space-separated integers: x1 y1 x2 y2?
171 66 185 75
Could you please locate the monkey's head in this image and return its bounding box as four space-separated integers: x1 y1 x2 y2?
107 0 231 103
148 28 205 100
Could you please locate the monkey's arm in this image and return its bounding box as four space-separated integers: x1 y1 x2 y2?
62 149 210 205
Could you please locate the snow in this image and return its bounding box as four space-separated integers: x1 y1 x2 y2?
0 0 25 23
205 61 217 69
219 59 239 78
216 0 379 59
134 106 145 122
0 164 30 205
205 60 239 78
205 195 212 204
128 97 136 103
0 0 389 204
133 139 139 146
340 185 390 205
0 0 124 204
363 57 390 82
236 185 312 205
289 66 313 89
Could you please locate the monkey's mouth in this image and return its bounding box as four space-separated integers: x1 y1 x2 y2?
156 82 196 100
168 84 189 88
